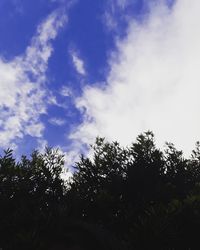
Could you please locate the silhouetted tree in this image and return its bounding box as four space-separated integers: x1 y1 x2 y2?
1 132 200 249
0 148 66 249
70 132 200 249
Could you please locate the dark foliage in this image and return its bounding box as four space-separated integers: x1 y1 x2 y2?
1 132 200 249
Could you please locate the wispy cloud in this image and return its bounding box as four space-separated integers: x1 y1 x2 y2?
0 9 67 149
49 117 66 126
103 0 132 31
60 86 72 97
71 51 86 75
70 0 200 156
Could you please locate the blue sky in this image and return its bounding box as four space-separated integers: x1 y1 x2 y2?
0 0 200 169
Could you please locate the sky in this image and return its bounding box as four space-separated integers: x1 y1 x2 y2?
0 0 200 170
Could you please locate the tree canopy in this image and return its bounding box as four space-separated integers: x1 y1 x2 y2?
1 131 200 249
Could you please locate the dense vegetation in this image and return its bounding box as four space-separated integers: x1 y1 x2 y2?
1 131 200 249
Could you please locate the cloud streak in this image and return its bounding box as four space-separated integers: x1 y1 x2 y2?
49 117 66 126
0 9 67 149
71 51 86 75
71 0 200 156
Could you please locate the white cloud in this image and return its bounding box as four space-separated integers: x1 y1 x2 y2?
49 117 66 126
116 0 130 9
60 86 72 97
37 138 48 153
71 51 86 75
103 0 132 30
63 140 89 170
70 0 200 156
0 10 67 149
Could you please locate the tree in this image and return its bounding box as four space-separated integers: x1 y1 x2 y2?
1 131 200 249
70 132 200 249
0 148 67 249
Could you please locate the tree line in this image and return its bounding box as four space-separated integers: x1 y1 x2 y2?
1 131 200 249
